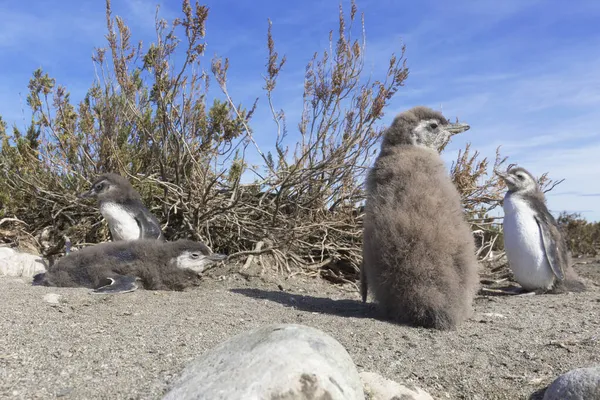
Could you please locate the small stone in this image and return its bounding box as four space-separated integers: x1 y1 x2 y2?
481 312 506 319
543 366 600 400
528 377 544 385
360 371 434 400
43 293 62 304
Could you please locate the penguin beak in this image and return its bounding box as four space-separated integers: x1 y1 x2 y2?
495 170 516 188
446 122 470 135
78 189 95 199
193 254 227 276
494 170 507 180
208 253 227 262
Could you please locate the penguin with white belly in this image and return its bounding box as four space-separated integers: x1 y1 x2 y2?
496 166 585 294
79 173 165 242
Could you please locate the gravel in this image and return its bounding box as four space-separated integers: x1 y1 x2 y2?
1 262 599 400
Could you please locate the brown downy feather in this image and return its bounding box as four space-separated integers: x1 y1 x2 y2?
362 106 480 330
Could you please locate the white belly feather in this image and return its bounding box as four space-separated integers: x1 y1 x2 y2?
502 194 555 290
100 203 140 241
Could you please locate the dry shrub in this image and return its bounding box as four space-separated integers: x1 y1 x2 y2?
449 145 507 260
0 0 407 282
0 0 570 283
557 212 600 257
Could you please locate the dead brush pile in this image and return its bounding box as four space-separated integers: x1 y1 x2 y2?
0 0 562 284
557 212 600 258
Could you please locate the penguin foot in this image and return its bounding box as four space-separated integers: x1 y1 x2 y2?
516 291 537 296
32 273 48 286
64 235 72 255
92 275 138 294
479 286 528 296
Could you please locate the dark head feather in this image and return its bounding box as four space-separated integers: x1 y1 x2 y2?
79 173 142 203
382 106 449 148
497 166 542 196
161 239 213 258
380 106 471 152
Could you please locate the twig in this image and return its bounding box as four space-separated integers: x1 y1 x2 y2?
0 218 28 227
241 240 265 270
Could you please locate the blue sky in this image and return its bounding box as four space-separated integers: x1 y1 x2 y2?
2 0 600 221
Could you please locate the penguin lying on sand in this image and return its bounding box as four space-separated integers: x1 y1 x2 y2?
32 239 227 294
496 166 585 294
79 173 165 241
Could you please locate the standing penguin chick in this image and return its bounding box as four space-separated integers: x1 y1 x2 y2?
32 239 227 294
496 166 585 293
361 106 479 330
79 173 165 241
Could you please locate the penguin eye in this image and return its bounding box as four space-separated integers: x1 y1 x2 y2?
190 253 200 260
516 174 525 180
429 122 438 130
94 183 104 191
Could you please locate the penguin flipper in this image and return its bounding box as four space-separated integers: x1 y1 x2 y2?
534 214 565 281
132 205 164 240
92 275 138 294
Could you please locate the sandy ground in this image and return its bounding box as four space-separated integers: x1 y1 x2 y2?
1 261 599 400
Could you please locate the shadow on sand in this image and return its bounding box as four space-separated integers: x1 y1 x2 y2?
230 288 380 320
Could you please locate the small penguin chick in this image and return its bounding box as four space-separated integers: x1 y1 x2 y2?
79 173 165 241
32 239 227 294
496 166 585 294
361 105 479 331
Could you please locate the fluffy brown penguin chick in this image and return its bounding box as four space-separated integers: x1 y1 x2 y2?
361 106 480 330
32 239 227 294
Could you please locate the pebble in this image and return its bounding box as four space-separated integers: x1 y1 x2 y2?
360 371 434 400
43 293 62 304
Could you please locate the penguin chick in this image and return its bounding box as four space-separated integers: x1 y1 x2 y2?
32 239 227 294
361 106 479 330
79 173 165 241
496 166 585 293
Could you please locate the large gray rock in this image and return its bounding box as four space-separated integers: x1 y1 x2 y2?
163 324 365 400
0 247 47 279
360 371 433 400
543 366 600 400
